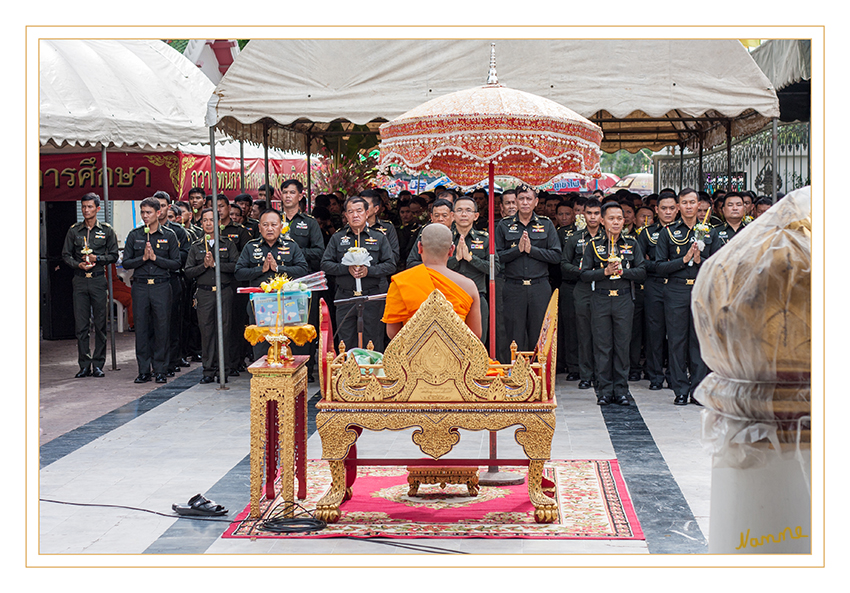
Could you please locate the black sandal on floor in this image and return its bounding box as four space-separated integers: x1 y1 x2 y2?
172 494 228 517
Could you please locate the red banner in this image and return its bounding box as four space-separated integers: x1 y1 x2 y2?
179 153 308 202
40 151 309 202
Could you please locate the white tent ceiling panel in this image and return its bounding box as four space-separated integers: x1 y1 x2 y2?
40 40 215 151
207 39 779 153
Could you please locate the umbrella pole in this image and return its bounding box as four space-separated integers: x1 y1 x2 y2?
479 162 523 487
102 146 118 371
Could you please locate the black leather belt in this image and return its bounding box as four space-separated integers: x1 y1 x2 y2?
74 269 104 278
197 284 230 291
666 277 696 286
506 277 546 286
133 277 170 285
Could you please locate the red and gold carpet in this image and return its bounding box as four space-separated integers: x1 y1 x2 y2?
223 460 643 540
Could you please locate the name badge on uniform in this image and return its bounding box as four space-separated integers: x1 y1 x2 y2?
508 225 518 232
621 246 632 255
365 237 378 245
532 224 545 233
252 247 263 259
340 236 350 245
673 230 682 237
296 221 308 229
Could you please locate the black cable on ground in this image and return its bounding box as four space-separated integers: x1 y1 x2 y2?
348 538 469 554
39 498 236 523
258 499 327 534
41 497 469 554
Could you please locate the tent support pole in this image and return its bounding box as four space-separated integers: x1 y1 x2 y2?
772 118 779 204
240 139 245 194
679 143 685 189
698 131 704 192
263 121 271 209
210 127 228 390
726 119 733 191
306 131 312 213
102 146 118 371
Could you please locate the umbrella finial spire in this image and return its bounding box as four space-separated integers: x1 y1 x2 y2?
486 42 499 86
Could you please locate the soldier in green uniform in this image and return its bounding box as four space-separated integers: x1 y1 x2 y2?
216 195 252 374
320 196 396 352
184 208 240 383
448 195 498 345
280 179 326 381
363 190 401 271
561 198 603 389
122 197 182 384
495 185 561 353
619 196 645 382
580 200 647 405
554 197 579 379
655 188 713 405
234 193 260 240
61 192 119 378
187 186 207 229
708 191 748 254
154 191 190 376
396 199 422 263
405 199 454 269
636 190 678 390
235 209 309 361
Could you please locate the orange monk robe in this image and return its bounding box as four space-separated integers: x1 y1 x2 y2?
382 264 473 325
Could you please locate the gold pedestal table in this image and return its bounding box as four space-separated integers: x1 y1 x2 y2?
247 354 309 518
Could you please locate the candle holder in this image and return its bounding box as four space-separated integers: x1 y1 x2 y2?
265 327 293 366
608 241 621 279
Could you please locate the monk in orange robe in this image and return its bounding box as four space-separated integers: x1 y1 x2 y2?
382 223 482 339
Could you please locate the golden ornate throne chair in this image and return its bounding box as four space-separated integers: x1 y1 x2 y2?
315 288 559 523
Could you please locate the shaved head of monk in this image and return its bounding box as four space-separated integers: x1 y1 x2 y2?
384 221 482 339
420 223 454 260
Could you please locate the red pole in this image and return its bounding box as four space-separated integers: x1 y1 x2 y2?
487 162 497 473
488 162 496 360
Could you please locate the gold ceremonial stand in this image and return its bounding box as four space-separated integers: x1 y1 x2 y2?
248 354 309 518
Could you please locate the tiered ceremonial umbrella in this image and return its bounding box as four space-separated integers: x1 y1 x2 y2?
379 43 603 358
379 44 603 483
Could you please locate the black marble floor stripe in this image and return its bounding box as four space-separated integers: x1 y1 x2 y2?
600 402 708 554
39 367 203 469
144 392 322 554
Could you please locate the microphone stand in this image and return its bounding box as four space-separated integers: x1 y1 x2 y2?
333 293 387 350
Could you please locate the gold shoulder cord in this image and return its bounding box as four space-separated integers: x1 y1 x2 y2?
645 225 658 245
666 225 692 246
591 238 609 266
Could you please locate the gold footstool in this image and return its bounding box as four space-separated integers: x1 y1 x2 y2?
407 466 480 497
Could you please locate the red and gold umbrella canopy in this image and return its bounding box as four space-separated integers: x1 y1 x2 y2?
379 54 603 187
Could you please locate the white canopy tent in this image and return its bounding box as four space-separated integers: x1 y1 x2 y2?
40 40 215 150
39 39 228 382
206 39 780 156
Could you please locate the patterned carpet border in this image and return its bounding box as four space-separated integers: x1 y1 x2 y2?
223 460 644 540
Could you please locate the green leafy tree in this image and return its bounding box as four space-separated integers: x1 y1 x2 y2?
600 149 653 178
